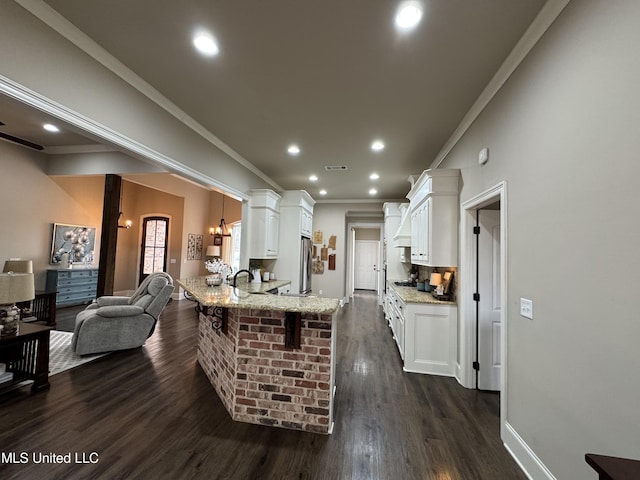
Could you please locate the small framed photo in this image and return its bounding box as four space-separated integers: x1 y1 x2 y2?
213 235 223 246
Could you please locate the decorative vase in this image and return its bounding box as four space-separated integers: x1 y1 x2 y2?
0 306 19 336
251 269 262 283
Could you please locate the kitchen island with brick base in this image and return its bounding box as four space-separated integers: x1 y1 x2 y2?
177 276 341 434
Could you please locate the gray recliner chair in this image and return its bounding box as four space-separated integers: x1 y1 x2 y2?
71 272 174 355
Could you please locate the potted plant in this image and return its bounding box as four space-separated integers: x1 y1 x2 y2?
409 265 419 282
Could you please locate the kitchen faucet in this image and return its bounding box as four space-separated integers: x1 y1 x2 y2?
233 269 254 287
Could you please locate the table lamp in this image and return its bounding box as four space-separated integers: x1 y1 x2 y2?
206 245 221 258
0 272 35 335
3 259 33 274
430 272 443 296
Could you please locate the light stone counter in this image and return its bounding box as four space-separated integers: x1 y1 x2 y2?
176 276 340 314
388 281 456 305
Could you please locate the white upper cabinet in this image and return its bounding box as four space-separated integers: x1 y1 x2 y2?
279 190 314 239
301 208 313 238
407 169 460 267
248 189 281 259
272 191 315 293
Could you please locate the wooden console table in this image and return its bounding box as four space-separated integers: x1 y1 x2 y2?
0 322 52 393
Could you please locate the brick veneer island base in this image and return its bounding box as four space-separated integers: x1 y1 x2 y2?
177 276 340 434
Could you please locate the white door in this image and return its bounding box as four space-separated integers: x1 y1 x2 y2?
478 210 501 391
354 240 378 290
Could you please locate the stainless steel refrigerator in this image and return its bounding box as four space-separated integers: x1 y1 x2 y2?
300 236 313 294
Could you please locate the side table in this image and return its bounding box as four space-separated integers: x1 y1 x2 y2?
0 322 52 393
18 290 57 327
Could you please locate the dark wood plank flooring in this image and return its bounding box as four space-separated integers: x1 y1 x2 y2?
0 292 526 479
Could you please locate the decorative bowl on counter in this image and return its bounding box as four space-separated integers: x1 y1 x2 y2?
205 275 223 287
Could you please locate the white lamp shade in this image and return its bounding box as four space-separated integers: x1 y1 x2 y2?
3 260 33 274
0 273 35 304
429 273 442 287
206 245 221 257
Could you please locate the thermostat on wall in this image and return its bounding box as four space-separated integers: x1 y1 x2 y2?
479 147 489 165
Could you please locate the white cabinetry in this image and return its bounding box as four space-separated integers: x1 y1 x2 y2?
403 302 457 376
272 190 315 294
386 286 405 359
410 199 430 264
301 208 313 238
248 189 281 259
387 284 458 376
407 169 459 267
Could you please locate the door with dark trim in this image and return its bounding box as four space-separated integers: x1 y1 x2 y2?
139 216 169 283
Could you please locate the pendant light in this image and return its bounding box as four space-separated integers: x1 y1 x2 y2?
211 195 231 239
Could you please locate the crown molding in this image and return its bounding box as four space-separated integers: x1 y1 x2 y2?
0 74 249 200
13 0 282 194
431 0 572 169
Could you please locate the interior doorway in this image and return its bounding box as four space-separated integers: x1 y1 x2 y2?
460 182 508 434
354 240 379 290
476 208 501 391
346 223 383 304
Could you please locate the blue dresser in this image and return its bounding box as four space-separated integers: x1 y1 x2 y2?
46 268 99 307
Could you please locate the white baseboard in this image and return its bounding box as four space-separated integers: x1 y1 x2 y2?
503 421 557 480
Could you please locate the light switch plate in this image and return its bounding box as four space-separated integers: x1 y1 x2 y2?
520 298 533 319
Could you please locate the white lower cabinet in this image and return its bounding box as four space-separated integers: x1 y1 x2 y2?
385 287 405 359
403 303 457 376
387 285 457 376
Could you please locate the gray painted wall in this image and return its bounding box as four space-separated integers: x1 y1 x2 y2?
437 1 640 478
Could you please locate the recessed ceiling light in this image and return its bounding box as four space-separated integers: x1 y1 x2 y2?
371 140 385 152
395 1 423 30
43 123 60 133
309 175 318 182
369 173 380 180
319 189 327 196
369 188 378 195
193 32 219 56
288 144 301 155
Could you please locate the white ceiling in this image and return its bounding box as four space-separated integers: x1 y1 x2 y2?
1 0 546 200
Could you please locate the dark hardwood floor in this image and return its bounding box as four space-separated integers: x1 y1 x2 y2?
0 292 526 479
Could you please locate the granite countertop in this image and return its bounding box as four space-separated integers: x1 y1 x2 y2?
388 280 456 305
176 276 341 314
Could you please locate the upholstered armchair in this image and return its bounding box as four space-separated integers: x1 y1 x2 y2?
71 272 174 355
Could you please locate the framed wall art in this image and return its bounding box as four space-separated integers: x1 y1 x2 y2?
187 233 204 260
50 223 96 265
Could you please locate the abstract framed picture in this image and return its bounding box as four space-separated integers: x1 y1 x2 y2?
187 233 204 260
50 223 96 265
